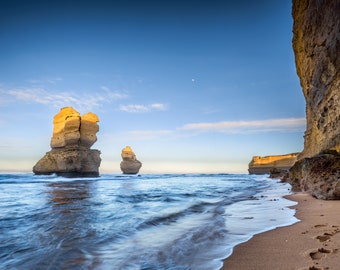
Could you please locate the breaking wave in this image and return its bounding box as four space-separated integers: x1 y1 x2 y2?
0 173 298 269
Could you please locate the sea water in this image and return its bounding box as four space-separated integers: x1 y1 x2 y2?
0 173 298 270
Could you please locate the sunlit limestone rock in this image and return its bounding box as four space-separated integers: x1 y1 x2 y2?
50 107 81 148
120 146 142 174
248 153 299 175
80 112 99 148
33 107 101 177
289 0 340 199
292 0 340 158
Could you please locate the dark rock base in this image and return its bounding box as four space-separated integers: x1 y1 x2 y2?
120 160 142 174
289 151 340 200
33 148 101 178
269 168 289 182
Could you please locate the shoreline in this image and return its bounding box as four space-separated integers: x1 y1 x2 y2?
222 192 340 270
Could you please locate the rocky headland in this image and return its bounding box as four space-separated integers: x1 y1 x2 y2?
289 0 340 199
248 153 299 175
120 146 142 174
33 107 101 177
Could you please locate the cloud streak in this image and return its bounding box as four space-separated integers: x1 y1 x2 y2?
181 118 306 134
119 103 167 113
27 77 63 84
111 117 306 142
1 87 127 111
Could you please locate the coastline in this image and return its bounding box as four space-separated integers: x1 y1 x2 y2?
222 192 340 270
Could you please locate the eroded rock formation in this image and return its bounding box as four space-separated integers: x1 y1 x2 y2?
289 0 340 199
120 146 142 174
289 150 340 199
248 153 299 175
33 107 101 177
292 0 340 157
80 112 99 148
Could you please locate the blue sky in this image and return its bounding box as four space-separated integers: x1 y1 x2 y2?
0 0 306 173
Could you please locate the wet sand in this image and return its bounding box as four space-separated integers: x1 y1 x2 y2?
222 193 340 270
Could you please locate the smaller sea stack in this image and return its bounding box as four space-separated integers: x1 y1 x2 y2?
120 146 142 174
33 107 101 177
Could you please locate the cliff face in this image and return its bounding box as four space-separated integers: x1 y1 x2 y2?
292 0 340 157
248 153 299 174
289 0 340 199
33 107 101 177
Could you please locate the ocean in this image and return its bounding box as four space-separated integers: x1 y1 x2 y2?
0 173 298 270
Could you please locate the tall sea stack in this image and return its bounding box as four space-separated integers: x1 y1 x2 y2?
289 0 340 199
33 107 101 177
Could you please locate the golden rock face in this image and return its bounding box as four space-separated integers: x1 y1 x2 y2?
51 107 81 148
50 107 100 149
288 0 339 200
248 153 299 174
121 146 137 161
80 112 99 148
82 112 99 122
292 0 340 157
34 107 101 177
251 153 299 166
120 146 142 174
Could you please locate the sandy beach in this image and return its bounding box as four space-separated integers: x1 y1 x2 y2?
222 192 340 270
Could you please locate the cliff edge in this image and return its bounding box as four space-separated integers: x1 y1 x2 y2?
248 153 299 174
289 0 340 199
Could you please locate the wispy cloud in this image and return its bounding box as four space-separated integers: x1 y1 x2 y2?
101 86 109 91
100 85 127 100
119 103 167 113
1 86 127 111
46 77 63 84
110 117 305 142
181 118 306 134
150 103 167 110
27 77 63 84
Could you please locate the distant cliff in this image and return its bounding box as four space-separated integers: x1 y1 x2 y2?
248 153 299 174
289 0 340 199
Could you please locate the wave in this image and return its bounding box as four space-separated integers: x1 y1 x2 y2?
0 173 297 270
0 172 255 183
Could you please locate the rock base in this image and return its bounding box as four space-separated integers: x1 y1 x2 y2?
289 150 340 200
120 160 142 174
33 148 101 178
269 168 289 182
